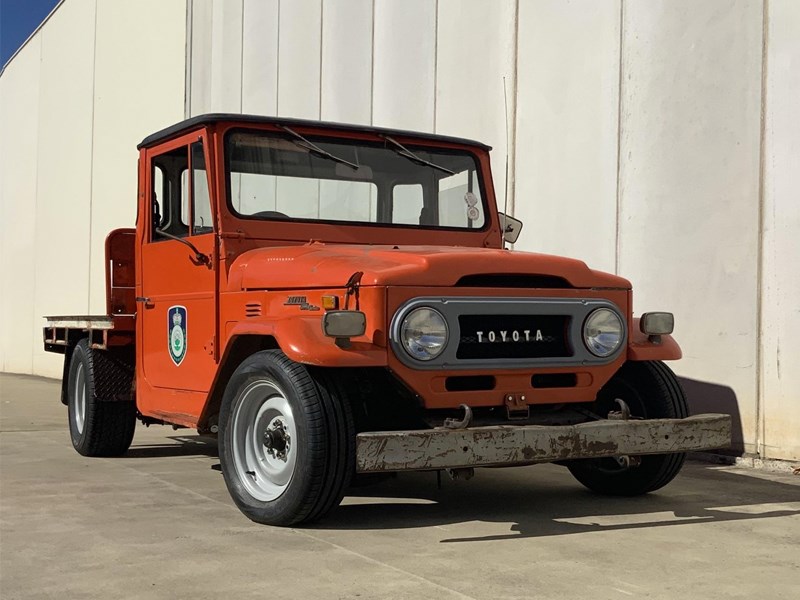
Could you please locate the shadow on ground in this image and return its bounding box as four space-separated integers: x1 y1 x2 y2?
681 376 745 455
127 433 799 543
121 434 219 458
326 465 800 542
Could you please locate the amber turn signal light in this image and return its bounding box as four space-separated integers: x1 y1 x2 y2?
321 295 339 310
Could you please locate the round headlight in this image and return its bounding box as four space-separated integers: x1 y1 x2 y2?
400 308 448 361
583 308 624 357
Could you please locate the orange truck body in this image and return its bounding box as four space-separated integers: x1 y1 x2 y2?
45 115 683 431
43 115 731 525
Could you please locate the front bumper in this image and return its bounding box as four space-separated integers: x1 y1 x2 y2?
356 413 731 473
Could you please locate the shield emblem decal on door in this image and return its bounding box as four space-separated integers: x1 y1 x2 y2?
168 306 187 366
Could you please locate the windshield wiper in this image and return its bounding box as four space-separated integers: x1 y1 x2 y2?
278 125 359 170
382 135 455 175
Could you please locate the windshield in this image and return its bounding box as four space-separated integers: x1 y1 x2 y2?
225 130 487 230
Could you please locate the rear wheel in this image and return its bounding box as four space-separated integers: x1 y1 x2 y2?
218 350 354 526
567 360 688 496
67 340 136 457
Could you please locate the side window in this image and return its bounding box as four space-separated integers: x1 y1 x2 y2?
191 141 213 234
152 166 165 226
150 140 213 241
151 146 189 241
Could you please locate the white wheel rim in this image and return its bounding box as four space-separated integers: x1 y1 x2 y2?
231 379 297 502
72 362 86 434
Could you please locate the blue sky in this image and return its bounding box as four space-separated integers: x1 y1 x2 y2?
1 0 60 65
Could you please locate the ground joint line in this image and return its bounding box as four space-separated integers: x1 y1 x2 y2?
293 529 481 600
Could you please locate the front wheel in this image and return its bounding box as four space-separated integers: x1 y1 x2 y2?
218 350 354 526
567 360 689 496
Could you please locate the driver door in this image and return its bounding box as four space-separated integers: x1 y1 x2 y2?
138 132 217 419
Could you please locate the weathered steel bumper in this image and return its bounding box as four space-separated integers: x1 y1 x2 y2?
355 413 732 473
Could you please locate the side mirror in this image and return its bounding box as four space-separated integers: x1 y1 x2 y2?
498 213 523 244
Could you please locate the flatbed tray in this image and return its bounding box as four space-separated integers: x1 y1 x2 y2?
44 315 114 329
43 315 133 353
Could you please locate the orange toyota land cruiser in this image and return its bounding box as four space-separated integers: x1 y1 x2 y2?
44 115 731 526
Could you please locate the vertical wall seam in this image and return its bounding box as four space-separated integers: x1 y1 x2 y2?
29 37 44 373
318 0 324 120
185 0 193 118
613 0 625 275
432 0 439 133
86 0 99 313
317 0 324 216
272 0 280 200
509 0 520 219
276 0 281 114
755 0 770 458
239 0 245 113
370 0 375 126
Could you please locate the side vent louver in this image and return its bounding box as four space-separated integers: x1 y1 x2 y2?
245 302 262 318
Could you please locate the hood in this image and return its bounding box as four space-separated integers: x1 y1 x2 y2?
226 243 631 290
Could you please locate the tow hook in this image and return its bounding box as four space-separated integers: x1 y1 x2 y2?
441 404 473 430
615 455 642 469
608 398 632 421
608 399 641 468
447 468 475 481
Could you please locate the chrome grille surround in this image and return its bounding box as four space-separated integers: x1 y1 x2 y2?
389 297 627 370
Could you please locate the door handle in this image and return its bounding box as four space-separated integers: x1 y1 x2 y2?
135 296 155 308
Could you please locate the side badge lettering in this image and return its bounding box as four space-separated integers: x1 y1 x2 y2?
168 305 187 366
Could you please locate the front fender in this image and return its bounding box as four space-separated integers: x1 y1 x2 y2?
627 317 682 361
224 319 387 367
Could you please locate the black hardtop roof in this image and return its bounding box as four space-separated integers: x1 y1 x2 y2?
138 113 492 151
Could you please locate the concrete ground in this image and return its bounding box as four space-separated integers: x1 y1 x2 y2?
1 373 798 600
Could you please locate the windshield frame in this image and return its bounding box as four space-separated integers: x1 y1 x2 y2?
221 126 493 238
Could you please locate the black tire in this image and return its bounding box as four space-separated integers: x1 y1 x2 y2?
218 350 354 526
67 339 137 457
567 360 688 496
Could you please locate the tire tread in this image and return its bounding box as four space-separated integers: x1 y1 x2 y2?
218 350 354 526
68 340 136 457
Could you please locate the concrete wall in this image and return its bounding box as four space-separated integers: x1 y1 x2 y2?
1 0 797 460
760 0 800 460
0 0 187 379
618 0 764 455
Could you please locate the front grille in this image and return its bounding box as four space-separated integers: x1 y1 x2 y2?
456 314 572 360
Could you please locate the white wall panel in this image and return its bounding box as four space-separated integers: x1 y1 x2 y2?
761 0 800 461
0 38 41 373
618 0 763 452
189 0 213 116
88 0 187 313
209 0 243 112
320 0 372 124
372 0 436 131
277 0 322 119
241 0 279 115
31 0 97 377
2 0 798 459
435 0 516 211
513 0 620 272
